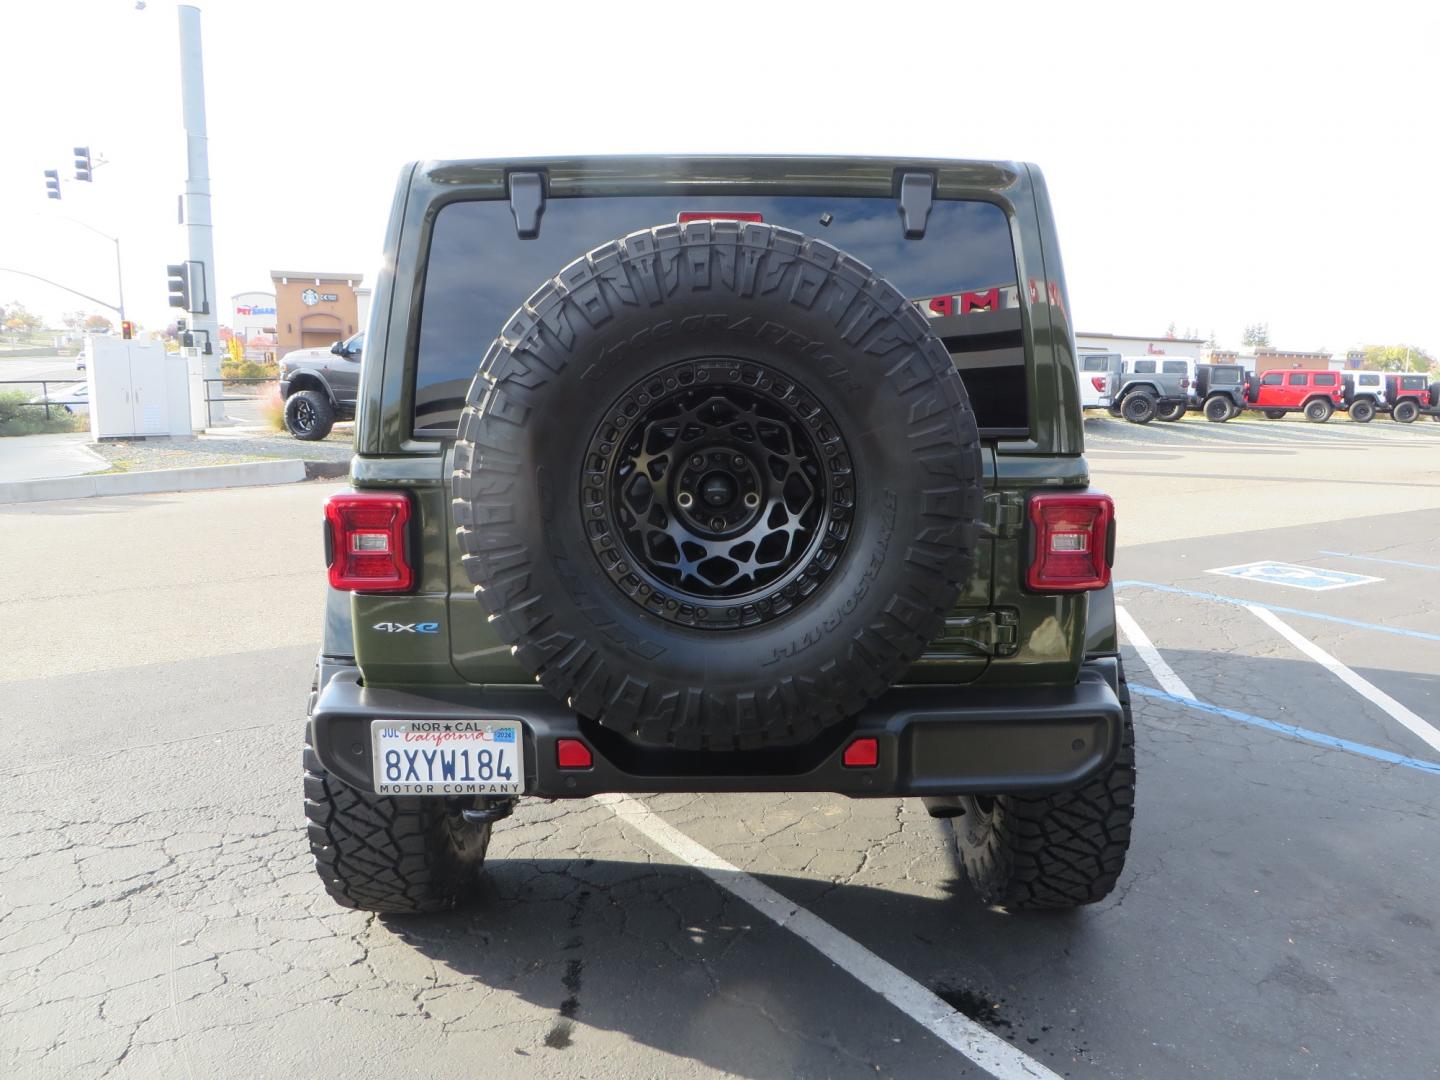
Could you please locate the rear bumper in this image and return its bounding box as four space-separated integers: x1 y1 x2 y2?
310 661 1124 800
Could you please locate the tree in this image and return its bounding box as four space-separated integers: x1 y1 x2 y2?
1241 323 1271 348
83 314 113 333
3 301 42 336
1363 344 1436 373
1205 329 1219 349
62 310 88 330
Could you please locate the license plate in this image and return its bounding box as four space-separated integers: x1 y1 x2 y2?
371 719 524 796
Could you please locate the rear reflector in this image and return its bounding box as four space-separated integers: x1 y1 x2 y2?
324 490 414 593
1026 492 1114 593
842 737 879 768
556 739 593 769
677 211 764 223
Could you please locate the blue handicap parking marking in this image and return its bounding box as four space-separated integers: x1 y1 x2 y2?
1205 560 1382 592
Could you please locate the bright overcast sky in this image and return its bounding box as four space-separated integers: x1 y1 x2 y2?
3 0 1436 357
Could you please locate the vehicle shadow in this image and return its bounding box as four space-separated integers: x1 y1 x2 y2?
383 852 1083 1077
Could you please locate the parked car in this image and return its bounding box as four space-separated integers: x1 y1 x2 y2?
1382 373 1431 423
1193 363 1246 421
1114 356 1189 424
1244 368 1345 422
28 383 89 415
278 331 363 440
1342 370 1387 423
1078 351 1122 411
304 154 1135 916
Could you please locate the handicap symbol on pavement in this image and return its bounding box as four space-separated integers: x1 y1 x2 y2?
1205 560 1382 592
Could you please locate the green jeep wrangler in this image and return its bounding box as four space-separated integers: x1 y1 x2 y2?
305 156 1135 915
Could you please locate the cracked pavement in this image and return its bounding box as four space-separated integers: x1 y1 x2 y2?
3 426 1439 1078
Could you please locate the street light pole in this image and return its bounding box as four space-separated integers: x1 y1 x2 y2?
56 215 126 325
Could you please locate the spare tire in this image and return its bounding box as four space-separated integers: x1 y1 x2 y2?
452 221 983 750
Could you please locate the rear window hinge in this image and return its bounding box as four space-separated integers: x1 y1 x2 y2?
507 171 547 239
896 171 935 239
929 609 1020 658
982 491 1025 539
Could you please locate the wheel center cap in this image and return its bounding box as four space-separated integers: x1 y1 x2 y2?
700 473 736 507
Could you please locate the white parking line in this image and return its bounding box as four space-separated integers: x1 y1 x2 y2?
597 793 1064 1080
1115 604 1196 700
1245 605 1440 756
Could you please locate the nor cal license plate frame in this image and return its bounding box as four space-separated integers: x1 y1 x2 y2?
370 718 524 796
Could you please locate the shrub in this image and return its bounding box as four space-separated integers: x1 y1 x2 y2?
0 390 87 436
259 384 286 432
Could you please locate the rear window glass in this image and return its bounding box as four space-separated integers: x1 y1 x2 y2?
1131 360 1156 373
1161 360 1188 374
1211 368 1241 384
1288 373 1307 385
1081 356 1112 372
413 196 1025 437
1399 375 1426 389
1314 373 1338 386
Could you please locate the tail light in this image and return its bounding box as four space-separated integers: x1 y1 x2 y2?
1026 492 1114 593
677 211 764 223
324 490 414 593
1181 378 1191 389
1090 376 1107 392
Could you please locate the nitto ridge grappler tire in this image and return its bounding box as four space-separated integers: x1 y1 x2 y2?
1392 400 1419 423
1203 396 1232 422
304 723 491 913
1349 398 1375 423
453 221 982 750
951 664 1137 910
1155 400 1186 422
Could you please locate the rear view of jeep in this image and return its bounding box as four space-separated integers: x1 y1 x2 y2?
306 157 1134 916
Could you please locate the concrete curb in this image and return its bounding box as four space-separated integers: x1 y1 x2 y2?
0 458 310 504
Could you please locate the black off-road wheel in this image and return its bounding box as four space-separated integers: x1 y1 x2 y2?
1392 400 1419 423
951 667 1136 910
285 389 335 441
453 220 982 750
304 724 491 914
1203 396 1232 422
1120 391 1157 424
1264 409 1286 419
1156 400 1186 422
1348 399 1375 423
1304 398 1333 423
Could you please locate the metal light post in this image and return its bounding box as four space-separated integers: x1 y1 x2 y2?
60 216 126 326
177 6 221 373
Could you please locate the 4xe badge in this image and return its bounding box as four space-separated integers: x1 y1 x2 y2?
373 621 440 633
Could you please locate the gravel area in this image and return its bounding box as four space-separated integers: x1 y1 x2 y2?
91 426 353 472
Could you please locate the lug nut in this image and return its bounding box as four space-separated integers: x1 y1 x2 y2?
677 491 694 509
743 492 760 508
691 456 704 468
733 456 745 468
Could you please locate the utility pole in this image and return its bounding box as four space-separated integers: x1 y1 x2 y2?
177 4 223 417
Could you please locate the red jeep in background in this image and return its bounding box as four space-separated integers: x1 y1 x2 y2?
1245 369 1346 422
1383 373 1432 423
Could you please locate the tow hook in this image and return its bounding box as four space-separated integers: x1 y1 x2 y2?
462 797 516 825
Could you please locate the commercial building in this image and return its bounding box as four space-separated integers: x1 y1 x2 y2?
231 291 277 360
1075 331 1207 359
269 271 365 357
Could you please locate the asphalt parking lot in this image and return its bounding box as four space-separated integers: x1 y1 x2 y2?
2 417 1438 1079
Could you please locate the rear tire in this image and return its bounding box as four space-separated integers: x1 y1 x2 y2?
1121 392 1157 424
1304 398 1333 423
1393 400 1419 423
951 666 1136 910
304 724 491 913
1156 400 1186 422
1203 396 1232 422
285 389 335 441
1348 399 1375 423
1264 409 1286 420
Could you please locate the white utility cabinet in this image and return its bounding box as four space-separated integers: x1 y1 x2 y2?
85 336 193 440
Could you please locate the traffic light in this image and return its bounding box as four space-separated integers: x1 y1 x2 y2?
167 263 191 311
44 170 61 200
120 321 135 340
73 147 93 182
